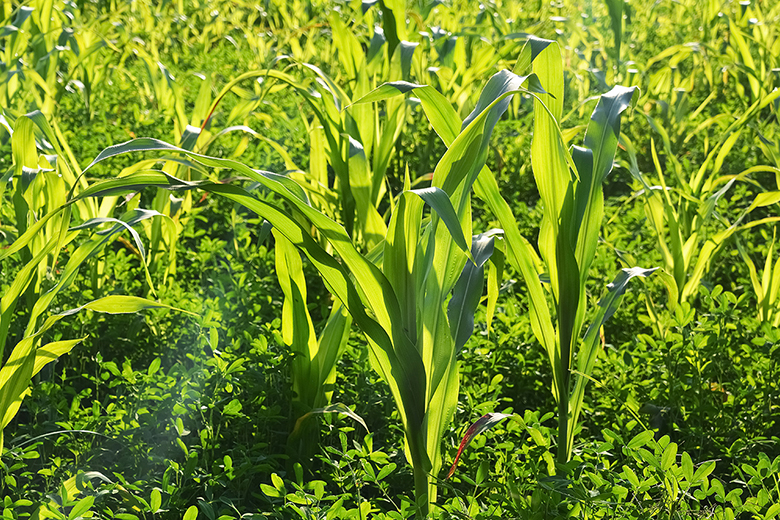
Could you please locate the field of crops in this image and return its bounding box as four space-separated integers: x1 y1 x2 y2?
0 0 779 518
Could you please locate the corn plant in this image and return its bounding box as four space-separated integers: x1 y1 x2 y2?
187 6 515 451
274 230 352 457
69 64 547 514
0 115 193 453
485 40 656 463
737 226 780 327
267 21 421 443
392 37 654 463
620 87 780 306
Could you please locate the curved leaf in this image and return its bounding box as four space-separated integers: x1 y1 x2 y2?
446 413 514 479
351 81 425 105
291 403 369 438
448 233 496 353
410 187 472 260
567 267 657 456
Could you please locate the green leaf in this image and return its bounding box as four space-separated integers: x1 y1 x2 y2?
150 489 162 512
274 230 319 407
222 399 242 416
485 241 504 337
33 339 83 377
627 430 655 449
61 295 196 317
461 70 544 133
622 466 640 488
183 505 198 520
475 460 489 485
81 137 309 202
604 0 624 62
473 168 555 361
410 187 472 260
68 496 95 520
445 413 513 479
681 452 694 481
351 81 424 105
271 473 285 492
512 36 554 74
73 170 203 200
260 484 281 498
661 442 678 471
347 136 387 248
692 460 716 483
576 85 638 274
448 233 496 352
384 184 424 342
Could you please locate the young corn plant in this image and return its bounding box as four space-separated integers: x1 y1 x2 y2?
0 111 171 359
269 20 424 445
737 226 780 327
274 230 352 458
0 116 192 453
620 86 780 306
72 65 544 515
483 39 655 464
264 7 525 453
403 37 654 464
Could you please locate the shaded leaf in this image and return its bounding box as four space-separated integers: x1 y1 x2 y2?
291 403 369 438
410 187 472 260
448 233 496 352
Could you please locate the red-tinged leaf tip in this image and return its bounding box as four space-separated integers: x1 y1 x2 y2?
446 412 513 479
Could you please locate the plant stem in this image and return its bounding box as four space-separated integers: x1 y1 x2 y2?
557 388 570 464
408 427 430 518
412 461 429 519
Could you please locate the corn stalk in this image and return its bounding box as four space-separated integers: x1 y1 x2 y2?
69 65 545 514
397 38 654 463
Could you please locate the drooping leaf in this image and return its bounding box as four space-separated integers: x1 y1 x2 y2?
33 339 83 377
410 187 472 260
59 295 196 317
446 413 514 479
351 81 425 106
448 233 496 352
291 403 369 438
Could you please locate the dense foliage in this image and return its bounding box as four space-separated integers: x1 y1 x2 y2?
0 0 779 518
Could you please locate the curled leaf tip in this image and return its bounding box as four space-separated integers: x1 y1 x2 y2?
446 412 513 479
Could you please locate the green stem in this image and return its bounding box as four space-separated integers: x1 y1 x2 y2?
408 427 431 518
557 390 569 464
412 461 429 519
